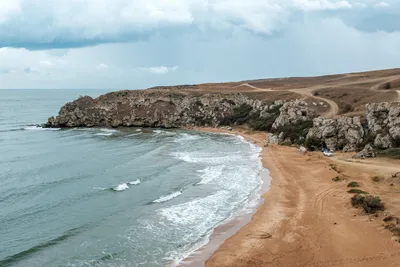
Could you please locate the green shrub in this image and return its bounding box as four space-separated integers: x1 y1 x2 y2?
351 194 385 214
332 176 342 182
377 148 400 159
304 136 320 151
347 181 360 188
347 189 368 194
220 104 282 132
371 176 383 182
339 103 353 114
383 82 391 90
220 104 252 125
273 120 313 145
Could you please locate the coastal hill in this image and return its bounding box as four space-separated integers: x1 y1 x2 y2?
46 68 400 154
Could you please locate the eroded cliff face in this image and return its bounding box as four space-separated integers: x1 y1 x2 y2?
46 90 272 128
306 102 400 152
46 90 399 152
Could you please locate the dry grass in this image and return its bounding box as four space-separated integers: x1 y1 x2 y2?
314 88 397 115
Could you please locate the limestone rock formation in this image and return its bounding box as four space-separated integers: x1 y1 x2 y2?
272 99 316 129
307 116 365 152
45 90 273 128
353 144 376 159
366 102 400 148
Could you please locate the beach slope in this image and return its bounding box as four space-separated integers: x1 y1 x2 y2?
205 128 400 267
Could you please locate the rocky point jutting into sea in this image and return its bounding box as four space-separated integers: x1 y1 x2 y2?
45 89 400 154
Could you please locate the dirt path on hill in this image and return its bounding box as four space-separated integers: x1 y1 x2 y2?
232 76 400 118
203 129 400 267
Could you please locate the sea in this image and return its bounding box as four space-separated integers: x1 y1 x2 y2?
0 89 267 267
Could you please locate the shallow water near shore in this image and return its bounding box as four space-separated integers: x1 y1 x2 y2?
0 90 265 267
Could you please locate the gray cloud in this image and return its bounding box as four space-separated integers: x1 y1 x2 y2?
2 0 391 50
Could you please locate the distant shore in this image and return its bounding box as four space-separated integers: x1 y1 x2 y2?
185 127 400 267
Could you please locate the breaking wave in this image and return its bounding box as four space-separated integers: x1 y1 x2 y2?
128 179 141 185
153 191 182 203
112 183 129 192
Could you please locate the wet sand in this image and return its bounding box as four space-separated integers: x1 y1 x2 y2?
185 127 400 267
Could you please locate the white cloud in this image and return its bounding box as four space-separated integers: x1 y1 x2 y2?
376 1 389 7
0 0 368 48
96 63 109 70
138 66 179 74
293 0 352 11
39 60 53 67
353 2 367 8
0 0 21 24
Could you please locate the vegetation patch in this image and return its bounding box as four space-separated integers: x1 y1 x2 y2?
304 136 320 151
332 176 342 182
347 181 360 188
220 103 282 132
272 120 313 145
351 194 385 214
378 148 400 160
371 175 383 182
347 189 368 194
329 164 338 172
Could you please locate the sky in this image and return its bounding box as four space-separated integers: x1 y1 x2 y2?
0 0 399 89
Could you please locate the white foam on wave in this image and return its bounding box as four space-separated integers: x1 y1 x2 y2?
136 129 142 132
113 183 129 192
171 151 241 164
153 191 182 203
197 165 224 185
128 179 141 185
95 132 113 136
173 133 202 143
100 128 118 133
24 126 61 131
127 133 142 137
158 191 228 226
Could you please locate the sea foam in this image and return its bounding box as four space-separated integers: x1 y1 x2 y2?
153 191 182 203
128 179 141 185
112 183 129 192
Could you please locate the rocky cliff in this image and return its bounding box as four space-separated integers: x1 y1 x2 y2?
306 102 400 152
46 90 276 128
46 90 399 152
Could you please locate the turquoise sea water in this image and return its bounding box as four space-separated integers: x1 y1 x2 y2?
0 90 264 267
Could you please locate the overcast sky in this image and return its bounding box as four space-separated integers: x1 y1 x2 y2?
0 0 399 89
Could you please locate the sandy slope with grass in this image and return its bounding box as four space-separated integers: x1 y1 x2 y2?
194 127 400 267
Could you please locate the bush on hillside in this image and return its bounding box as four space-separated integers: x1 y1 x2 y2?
273 120 313 145
304 136 320 151
347 181 360 188
378 148 400 160
220 103 282 132
347 189 368 194
351 194 385 214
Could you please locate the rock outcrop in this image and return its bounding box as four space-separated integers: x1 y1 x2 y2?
272 99 316 129
307 102 399 152
46 90 275 128
307 116 365 152
366 102 400 149
46 90 399 153
353 144 376 159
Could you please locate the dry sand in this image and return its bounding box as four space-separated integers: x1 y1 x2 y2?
188 127 400 267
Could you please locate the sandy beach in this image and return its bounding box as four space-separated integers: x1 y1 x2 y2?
188 127 400 267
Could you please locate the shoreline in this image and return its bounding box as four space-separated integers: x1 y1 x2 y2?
183 126 400 267
178 127 272 267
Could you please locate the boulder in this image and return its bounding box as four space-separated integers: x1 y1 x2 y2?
374 133 393 149
272 99 316 129
266 133 279 145
353 144 376 159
